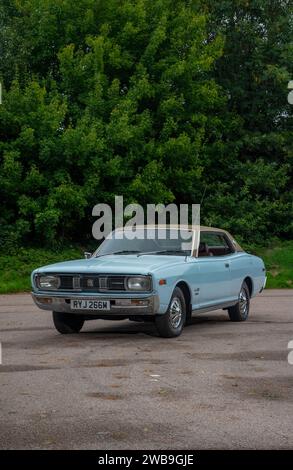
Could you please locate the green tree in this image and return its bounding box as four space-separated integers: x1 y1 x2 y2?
202 0 293 241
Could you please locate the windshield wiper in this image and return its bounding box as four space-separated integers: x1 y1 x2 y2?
95 250 141 258
95 249 190 258
137 250 190 257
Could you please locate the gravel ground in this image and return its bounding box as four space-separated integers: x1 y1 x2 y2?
0 290 292 449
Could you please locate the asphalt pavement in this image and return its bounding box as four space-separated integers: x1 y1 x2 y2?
0 290 292 449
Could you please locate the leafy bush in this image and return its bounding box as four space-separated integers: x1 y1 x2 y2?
0 0 292 248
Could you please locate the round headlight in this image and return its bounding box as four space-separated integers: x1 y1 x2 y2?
127 276 151 291
38 275 60 290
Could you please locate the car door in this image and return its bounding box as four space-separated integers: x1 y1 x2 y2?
196 232 234 308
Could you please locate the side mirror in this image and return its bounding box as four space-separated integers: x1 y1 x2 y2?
84 252 92 259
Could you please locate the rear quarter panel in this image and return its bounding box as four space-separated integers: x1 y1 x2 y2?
229 253 266 298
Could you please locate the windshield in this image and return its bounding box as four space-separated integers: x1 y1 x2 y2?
94 228 194 257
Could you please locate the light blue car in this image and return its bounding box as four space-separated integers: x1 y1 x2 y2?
31 225 266 337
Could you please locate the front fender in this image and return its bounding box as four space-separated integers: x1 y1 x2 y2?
152 271 193 315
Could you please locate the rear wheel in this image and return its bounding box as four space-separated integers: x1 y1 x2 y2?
155 287 186 338
52 311 84 334
228 282 250 322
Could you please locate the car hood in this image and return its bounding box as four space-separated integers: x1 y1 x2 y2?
34 254 186 275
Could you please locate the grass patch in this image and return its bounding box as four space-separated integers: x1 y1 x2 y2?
0 241 292 294
251 240 293 289
0 246 83 294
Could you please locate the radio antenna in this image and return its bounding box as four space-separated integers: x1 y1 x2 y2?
200 185 207 206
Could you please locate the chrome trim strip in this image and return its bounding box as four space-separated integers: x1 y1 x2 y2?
192 300 238 314
72 276 81 290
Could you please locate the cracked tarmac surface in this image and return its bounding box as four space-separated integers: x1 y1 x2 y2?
0 290 292 449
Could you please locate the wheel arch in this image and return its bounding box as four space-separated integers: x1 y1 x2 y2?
175 280 192 316
243 276 253 297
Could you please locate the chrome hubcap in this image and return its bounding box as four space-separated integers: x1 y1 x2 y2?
239 288 248 316
169 297 182 329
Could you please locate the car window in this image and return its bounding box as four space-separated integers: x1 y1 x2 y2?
199 232 233 257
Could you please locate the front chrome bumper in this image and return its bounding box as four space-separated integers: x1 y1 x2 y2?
31 291 159 316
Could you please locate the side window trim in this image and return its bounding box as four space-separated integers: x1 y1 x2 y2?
222 233 236 254
199 231 236 257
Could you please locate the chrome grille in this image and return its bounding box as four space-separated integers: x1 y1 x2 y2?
99 277 108 290
107 276 126 291
81 276 100 291
59 276 74 290
56 274 126 292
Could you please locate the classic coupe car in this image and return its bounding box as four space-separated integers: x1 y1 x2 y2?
31 226 266 337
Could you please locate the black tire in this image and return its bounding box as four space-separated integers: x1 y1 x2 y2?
228 281 250 322
185 304 193 326
52 311 84 334
155 287 186 338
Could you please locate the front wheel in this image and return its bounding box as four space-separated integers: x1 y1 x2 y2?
52 311 84 334
155 287 186 338
228 282 250 322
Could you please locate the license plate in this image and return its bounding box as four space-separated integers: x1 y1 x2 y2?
70 299 110 311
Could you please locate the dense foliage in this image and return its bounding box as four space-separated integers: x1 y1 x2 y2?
0 0 292 249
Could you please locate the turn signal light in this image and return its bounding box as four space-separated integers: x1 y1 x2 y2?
131 299 149 306
39 298 52 304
